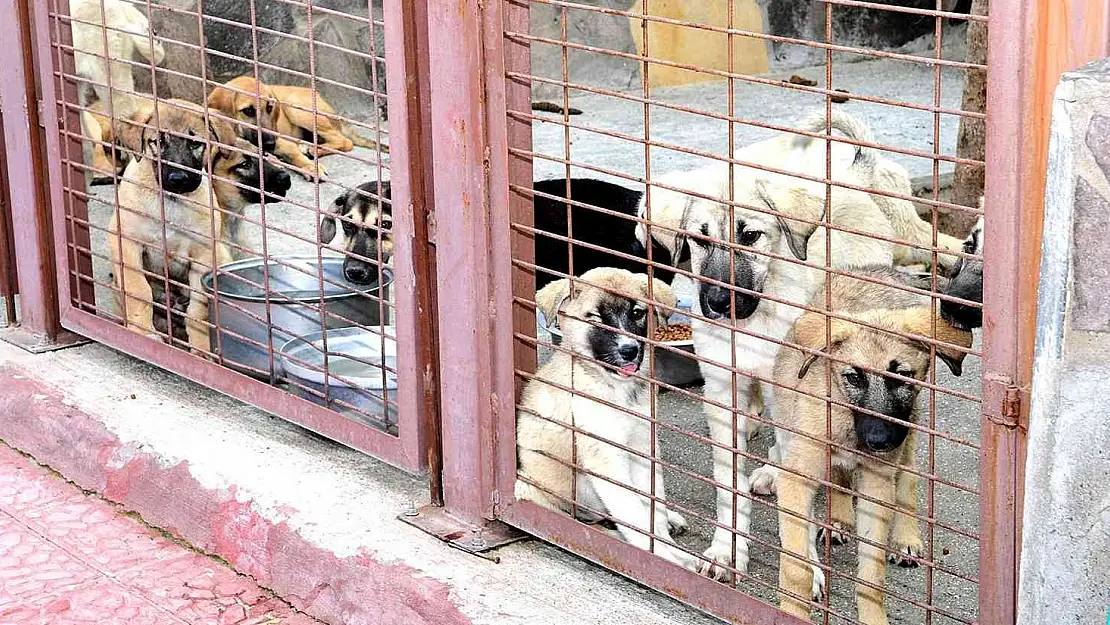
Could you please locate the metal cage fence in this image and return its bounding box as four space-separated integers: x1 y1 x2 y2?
26 0 434 472
495 1 988 624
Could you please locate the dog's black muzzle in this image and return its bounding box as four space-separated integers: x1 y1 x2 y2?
940 259 983 331
343 257 376 284
699 252 760 321
853 410 911 454
244 128 278 154
160 164 203 195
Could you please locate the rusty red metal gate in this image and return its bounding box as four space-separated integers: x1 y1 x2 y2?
18 0 437 473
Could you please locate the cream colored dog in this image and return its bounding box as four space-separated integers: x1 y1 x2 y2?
515 267 692 568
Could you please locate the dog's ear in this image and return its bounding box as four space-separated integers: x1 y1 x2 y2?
894 307 974 377
535 278 577 329
320 193 346 244
207 85 233 114
206 110 239 161
793 311 858 379
633 273 676 328
760 183 824 262
115 107 155 161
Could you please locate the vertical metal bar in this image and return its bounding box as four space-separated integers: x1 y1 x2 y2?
0 0 61 342
493 0 535 507
427 0 498 522
384 0 439 489
982 1 1110 623
0 118 19 326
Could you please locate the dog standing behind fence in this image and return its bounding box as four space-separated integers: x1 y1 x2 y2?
109 98 237 353
768 272 971 625
515 267 694 569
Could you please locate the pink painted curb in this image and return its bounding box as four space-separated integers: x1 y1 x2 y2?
0 364 472 625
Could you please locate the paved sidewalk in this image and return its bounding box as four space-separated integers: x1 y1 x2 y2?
0 444 319 625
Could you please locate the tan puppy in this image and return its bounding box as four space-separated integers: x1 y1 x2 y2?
207 76 387 181
110 99 237 353
515 268 692 568
768 271 971 624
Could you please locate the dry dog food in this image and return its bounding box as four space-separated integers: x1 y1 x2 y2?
654 324 692 342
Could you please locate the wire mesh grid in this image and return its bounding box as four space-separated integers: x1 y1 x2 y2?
500 1 986 623
37 0 422 463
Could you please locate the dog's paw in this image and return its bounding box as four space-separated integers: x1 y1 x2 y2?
750 465 778 496
888 539 923 568
667 510 689 536
698 540 749 582
816 521 850 546
811 564 827 601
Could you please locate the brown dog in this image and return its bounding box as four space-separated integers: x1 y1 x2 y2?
207 76 387 181
110 98 237 353
767 270 972 625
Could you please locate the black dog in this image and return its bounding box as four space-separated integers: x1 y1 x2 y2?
532 178 680 289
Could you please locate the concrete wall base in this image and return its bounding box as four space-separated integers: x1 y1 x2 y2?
0 340 716 625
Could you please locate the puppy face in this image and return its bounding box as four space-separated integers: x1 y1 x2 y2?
940 214 984 331
795 308 971 454
687 182 820 321
207 78 279 154
213 139 292 211
536 268 675 379
321 181 393 285
118 100 237 195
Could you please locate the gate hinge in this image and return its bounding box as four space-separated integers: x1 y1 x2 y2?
998 385 1022 429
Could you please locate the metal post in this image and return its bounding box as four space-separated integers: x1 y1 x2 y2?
424 0 498 523
981 1 1110 623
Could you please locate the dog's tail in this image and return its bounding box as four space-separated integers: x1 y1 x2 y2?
793 110 878 174
532 101 583 115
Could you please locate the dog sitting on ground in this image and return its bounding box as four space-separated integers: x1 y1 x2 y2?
768 272 971 625
633 110 966 276
110 98 237 353
681 173 897 582
323 180 393 285
515 267 692 568
532 178 681 289
207 76 387 182
71 0 165 183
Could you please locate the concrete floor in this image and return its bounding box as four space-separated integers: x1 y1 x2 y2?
77 45 981 625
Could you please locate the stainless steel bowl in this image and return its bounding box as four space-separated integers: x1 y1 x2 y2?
280 327 398 433
202 256 394 379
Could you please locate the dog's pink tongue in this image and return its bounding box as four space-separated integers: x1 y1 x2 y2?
619 364 639 377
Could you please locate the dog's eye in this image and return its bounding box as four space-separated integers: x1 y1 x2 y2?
585 312 603 323
842 369 866 388
266 102 274 114
380 218 393 230
739 230 763 246
242 105 256 118
630 307 646 321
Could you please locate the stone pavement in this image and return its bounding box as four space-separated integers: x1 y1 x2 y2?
0 443 319 625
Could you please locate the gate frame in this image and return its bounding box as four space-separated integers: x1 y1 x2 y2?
19 0 435 474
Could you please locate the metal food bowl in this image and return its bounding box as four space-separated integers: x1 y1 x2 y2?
202 256 394 379
539 302 703 388
280 327 398 433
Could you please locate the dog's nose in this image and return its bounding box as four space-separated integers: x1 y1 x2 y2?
705 286 731 317
273 169 292 192
617 342 640 361
163 169 195 193
344 262 373 284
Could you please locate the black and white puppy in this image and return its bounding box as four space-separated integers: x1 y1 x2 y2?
323 181 392 285
532 178 682 289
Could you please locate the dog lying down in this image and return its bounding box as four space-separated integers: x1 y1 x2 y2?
515 267 694 568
